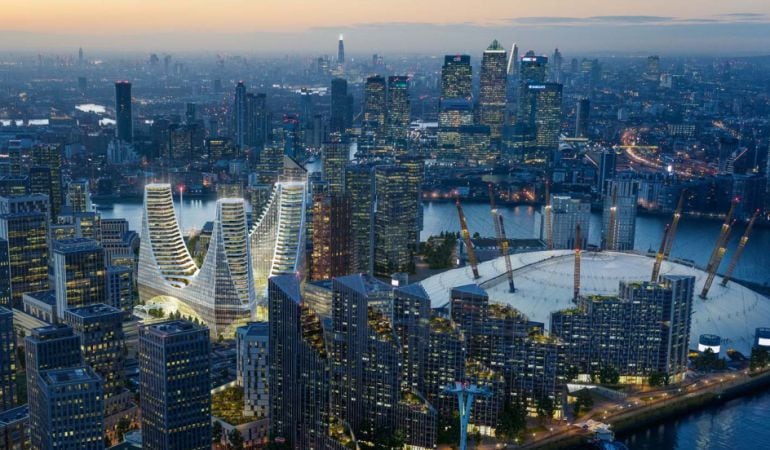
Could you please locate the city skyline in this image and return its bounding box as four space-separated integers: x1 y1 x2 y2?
2 2 770 54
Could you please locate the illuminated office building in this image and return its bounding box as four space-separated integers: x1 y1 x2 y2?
139 320 211 450
363 75 387 144
437 98 474 158
322 141 348 195
345 163 376 273
234 81 247 149
387 76 411 148
0 308 14 413
38 366 104 450
373 165 415 276
515 82 562 161
63 304 125 414
441 54 472 99
30 144 63 217
479 40 508 139
53 238 106 318
25 325 83 449
520 52 548 84
0 200 49 308
310 193 352 281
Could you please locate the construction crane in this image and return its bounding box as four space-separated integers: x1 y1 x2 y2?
544 180 553 250
444 382 492 450
605 185 618 250
456 195 480 279
651 224 671 282
720 209 760 287
662 189 686 261
699 199 737 299
574 224 582 300
488 184 515 292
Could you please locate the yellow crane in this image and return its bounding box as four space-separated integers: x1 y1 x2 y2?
700 199 737 299
720 209 760 287
574 224 582 300
456 195 480 280
488 184 515 292
544 180 553 250
662 189 686 261
651 224 671 282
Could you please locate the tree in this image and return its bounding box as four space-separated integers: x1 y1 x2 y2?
598 365 620 385
693 348 726 371
437 413 461 447
212 420 223 444
536 396 555 422
227 428 244 450
497 399 527 441
648 371 669 387
372 427 404 450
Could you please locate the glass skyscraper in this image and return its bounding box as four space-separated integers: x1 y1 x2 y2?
479 40 508 139
139 320 211 450
115 81 133 144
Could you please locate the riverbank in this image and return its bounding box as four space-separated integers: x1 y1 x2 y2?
518 369 770 450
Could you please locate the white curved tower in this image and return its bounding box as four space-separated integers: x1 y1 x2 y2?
138 184 255 336
250 157 308 298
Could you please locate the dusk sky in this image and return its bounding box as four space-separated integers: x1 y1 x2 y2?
3 1 770 55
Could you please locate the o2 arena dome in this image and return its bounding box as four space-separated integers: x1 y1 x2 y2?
419 250 770 354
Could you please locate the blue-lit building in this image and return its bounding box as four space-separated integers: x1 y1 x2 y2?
25 325 83 449
37 366 104 450
0 308 15 413
139 320 211 450
38 366 104 449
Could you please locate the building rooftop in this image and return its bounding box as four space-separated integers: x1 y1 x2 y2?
0 404 28 425
64 303 122 319
420 250 770 354
29 324 74 341
236 321 268 337
53 237 102 252
145 319 207 337
40 366 99 386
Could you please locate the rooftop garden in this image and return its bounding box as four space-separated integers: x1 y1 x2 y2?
301 305 327 357
489 303 525 320
367 306 393 340
328 416 357 449
211 386 251 425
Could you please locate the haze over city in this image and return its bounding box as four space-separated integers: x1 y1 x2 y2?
2 1 770 450
3 1 770 54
